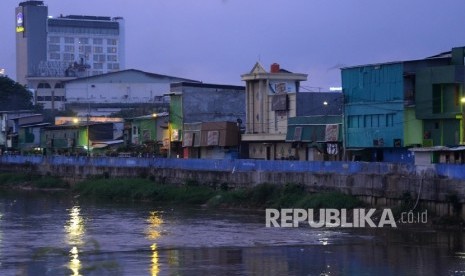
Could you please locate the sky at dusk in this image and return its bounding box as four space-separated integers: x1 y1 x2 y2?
1 0 465 90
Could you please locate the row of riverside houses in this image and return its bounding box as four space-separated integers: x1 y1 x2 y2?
3 46 465 164
1 63 342 160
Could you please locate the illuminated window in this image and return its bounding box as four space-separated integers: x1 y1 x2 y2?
78 38 89 44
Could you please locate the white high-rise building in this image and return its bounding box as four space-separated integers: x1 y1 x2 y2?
46 15 125 77
15 1 125 110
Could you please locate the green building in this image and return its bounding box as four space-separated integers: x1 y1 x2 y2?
126 112 169 156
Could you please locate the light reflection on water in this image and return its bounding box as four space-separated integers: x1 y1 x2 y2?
65 206 84 276
0 192 464 275
147 211 163 276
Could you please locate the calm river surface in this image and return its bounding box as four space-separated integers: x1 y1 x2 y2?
0 191 465 276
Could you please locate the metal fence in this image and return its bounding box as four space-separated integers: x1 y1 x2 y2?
0 155 404 171
1 155 464 180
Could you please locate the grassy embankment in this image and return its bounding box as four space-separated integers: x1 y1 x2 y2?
0 172 363 209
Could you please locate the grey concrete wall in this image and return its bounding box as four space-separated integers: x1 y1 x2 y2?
182 86 245 124
2 161 465 218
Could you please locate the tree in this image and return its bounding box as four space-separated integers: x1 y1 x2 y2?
0 76 34 111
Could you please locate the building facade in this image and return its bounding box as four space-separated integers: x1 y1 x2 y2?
168 82 246 158
0 110 41 153
16 1 125 87
183 121 240 159
64 69 197 116
240 62 308 160
341 47 465 163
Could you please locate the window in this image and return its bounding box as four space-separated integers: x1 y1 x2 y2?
94 46 103 53
107 63 120 70
64 45 75 53
348 115 362 128
455 84 460 106
79 45 92 53
63 53 75 61
48 44 60 52
49 53 60 60
432 84 442 114
386 114 394 127
64 37 74 44
364 115 372 128
93 38 103 45
93 54 106 62
49 36 60 43
37 83 51 89
78 37 89 44
107 39 117 45
93 63 103 70
107 55 117 62
107 47 117 53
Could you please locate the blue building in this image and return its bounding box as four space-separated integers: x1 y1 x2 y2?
341 48 465 163
342 64 413 163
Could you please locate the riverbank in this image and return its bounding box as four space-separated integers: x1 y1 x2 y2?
0 172 461 226
0 172 363 209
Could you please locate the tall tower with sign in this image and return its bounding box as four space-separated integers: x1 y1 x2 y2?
240 62 307 160
15 1 48 86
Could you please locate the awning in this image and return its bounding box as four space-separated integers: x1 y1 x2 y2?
92 140 123 149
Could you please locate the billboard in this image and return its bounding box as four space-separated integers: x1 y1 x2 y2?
16 9 24 33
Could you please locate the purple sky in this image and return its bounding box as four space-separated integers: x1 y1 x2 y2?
1 0 465 90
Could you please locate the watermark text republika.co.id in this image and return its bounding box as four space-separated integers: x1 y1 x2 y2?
266 208 428 228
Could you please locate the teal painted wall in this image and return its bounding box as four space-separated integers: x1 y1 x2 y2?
342 63 405 148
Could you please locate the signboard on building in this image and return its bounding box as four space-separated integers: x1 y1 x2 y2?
325 124 339 142
16 10 24 33
183 132 193 147
207 131 219 146
269 81 296 94
271 93 288 111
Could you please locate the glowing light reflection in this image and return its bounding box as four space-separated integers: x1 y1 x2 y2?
65 206 85 275
146 211 163 275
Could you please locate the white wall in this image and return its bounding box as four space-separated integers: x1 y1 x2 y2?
65 82 171 103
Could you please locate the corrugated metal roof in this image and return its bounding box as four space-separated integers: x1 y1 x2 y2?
409 146 465 152
286 116 342 142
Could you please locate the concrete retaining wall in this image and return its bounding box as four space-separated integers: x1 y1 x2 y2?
1 158 465 218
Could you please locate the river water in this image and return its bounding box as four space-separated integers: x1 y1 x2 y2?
0 191 465 276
